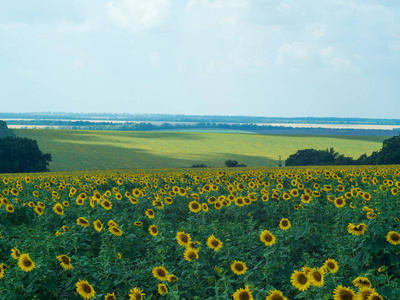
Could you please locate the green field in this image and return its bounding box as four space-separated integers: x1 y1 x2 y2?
14 129 388 171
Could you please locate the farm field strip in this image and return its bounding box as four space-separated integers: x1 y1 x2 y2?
14 129 386 171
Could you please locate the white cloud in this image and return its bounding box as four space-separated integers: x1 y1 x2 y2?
106 0 171 32
276 43 312 65
55 22 93 34
148 51 160 65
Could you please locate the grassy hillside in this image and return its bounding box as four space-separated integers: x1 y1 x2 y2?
14 129 387 171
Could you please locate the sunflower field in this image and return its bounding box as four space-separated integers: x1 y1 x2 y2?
0 166 400 300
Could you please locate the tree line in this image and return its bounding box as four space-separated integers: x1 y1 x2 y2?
285 135 400 166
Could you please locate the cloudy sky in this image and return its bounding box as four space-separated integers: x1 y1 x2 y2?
1 0 399 118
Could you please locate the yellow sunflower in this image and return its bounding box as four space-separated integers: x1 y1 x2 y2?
260 229 276 246
184 248 199 261
93 220 103 232
149 225 158 236
134 221 143 227
333 285 356 300
188 201 201 213
334 197 346 208
11 247 21 259
347 223 367 236
77 217 90 227
76 280 96 299
34 206 44 216
101 200 112 210
367 291 383 300
386 231 400 245
279 218 291 230
207 235 223 251
231 260 247 275
18 253 35 272
104 292 117 300
109 226 123 236
157 284 168 295
145 209 155 219
53 203 64 216
167 275 178 282
290 270 311 291
232 285 253 300
265 289 288 300
152 266 169 281
57 254 73 270
6 204 14 213
308 268 324 287
357 287 376 300
129 287 145 300
352 277 371 288
176 231 191 247
324 258 339 273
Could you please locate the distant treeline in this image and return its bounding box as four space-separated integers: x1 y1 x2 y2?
2 112 400 125
285 135 400 166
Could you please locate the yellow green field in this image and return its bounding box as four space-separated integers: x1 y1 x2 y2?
14 129 387 171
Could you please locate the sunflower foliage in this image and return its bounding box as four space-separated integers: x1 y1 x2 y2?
0 166 399 299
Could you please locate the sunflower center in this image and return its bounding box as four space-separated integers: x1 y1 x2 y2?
282 221 288 227
23 259 32 267
192 203 199 209
61 256 70 264
158 270 166 277
327 262 335 269
83 284 92 293
298 274 307 284
340 291 353 300
313 271 322 281
391 233 400 241
235 264 244 271
264 234 272 242
239 291 250 300
211 240 219 247
152 227 157 233
181 235 188 243
271 295 283 300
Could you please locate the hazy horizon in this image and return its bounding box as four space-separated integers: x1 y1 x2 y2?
1 0 399 118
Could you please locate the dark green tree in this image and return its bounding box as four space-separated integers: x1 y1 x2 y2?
285 148 338 166
0 137 52 173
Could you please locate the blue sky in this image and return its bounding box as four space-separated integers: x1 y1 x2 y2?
1 0 399 118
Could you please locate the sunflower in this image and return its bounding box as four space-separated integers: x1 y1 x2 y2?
308 268 324 287
77 217 90 227
279 218 291 230
76 197 85 206
34 206 44 216
301 194 312 203
93 220 103 232
101 200 112 210
333 285 356 300
109 226 123 236
129 287 145 300
260 229 276 246
232 285 253 300
386 231 400 245
134 221 143 227
207 235 223 251
265 289 288 300
167 274 178 282
189 201 201 213
53 203 64 216
11 247 21 259
184 248 199 261
352 276 371 288
357 287 376 300
367 291 383 300
62 225 71 232
202 203 209 211
231 260 247 275
149 225 158 236
104 292 117 300
347 223 367 236
108 220 119 228
63 201 70 207
117 253 122 259
290 270 311 291
176 232 191 247
57 254 73 270
145 209 155 219
6 204 14 213
324 258 339 273
158 284 168 295
152 266 169 281
0 268 4 279
76 280 96 299
18 253 35 272
334 197 346 208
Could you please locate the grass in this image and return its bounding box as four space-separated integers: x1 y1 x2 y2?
14 129 388 171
